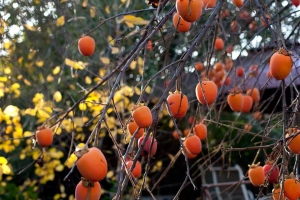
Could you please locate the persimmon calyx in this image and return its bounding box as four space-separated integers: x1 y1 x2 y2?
74 146 89 158
229 88 242 95
81 177 95 187
248 162 260 168
277 47 292 56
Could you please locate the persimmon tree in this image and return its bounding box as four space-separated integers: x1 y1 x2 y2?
1 0 300 199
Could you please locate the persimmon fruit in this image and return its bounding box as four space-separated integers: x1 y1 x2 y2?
286 128 300 154
214 38 224 51
241 95 253 113
246 88 260 103
36 127 53 147
248 163 265 187
132 105 152 128
195 80 218 106
284 178 300 200
75 179 101 200
78 36 95 56
232 0 243 7
167 91 189 119
270 48 293 80
184 135 202 155
194 123 207 140
126 160 142 178
76 147 108 182
262 161 279 184
173 12 191 33
138 136 157 157
272 185 285 200
195 62 204 71
236 66 244 77
227 91 244 112
127 121 144 138
176 0 202 22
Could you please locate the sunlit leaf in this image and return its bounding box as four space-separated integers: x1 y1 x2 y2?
3 41 10 49
65 58 85 70
2 164 11 174
55 164 64 172
52 66 61 75
24 24 37 31
24 79 32 86
56 16 65 27
118 15 149 28
145 86 151 93
100 57 110 64
79 102 87 111
53 91 62 102
36 60 44 67
90 6 96 18
85 76 92 84
0 157 8 165
105 6 110 14
0 76 8 82
4 67 11 74
3 105 19 117
107 35 114 46
111 47 120 54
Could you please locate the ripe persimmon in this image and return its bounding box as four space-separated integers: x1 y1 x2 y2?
195 62 204 71
184 135 202 155
227 91 244 112
194 123 207 140
241 94 253 113
78 36 95 56
232 0 243 7
225 58 233 70
286 128 300 154
214 62 224 72
246 88 260 103
75 179 101 200
214 38 224 51
167 91 189 119
284 178 300 200
261 14 271 27
183 148 197 159
138 136 157 157
272 185 285 200
222 77 231 86
253 111 262 120
292 0 300 7
263 161 279 184
147 40 153 51
248 163 265 187
127 121 144 138
173 12 191 33
270 48 293 80
236 66 244 77
35 126 53 147
195 80 218 106
76 147 108 182
126 160 142 178
132 105 152 128
176 0 202 22
244 124 252 131
173 130 183 140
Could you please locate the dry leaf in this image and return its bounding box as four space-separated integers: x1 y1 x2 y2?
56 16 65 27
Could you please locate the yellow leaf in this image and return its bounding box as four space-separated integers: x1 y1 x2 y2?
20 154 26 160
36 60 44 67
3 105 19 117
90 6 96 18
47 75 54 82
0 76 8 82
3 41 11 49
107 170 114 178
108 36 114 46
137 56 143 66
82 0 88 7
99 68 106 77
56 16 65 27
10 83 20 91
145 86 151 93
53 91 62 102
37 109 51 119
24 24 36 31
24 108 36 116
52 66 61 75
118 15 149 27
105 6 110 14
54 194 61 200
125 21 134 28
130 60 137 70
24 79 32 86
85 76 92 84
111 47 119 54
0 157 8 165
4 67 11 74
65 58 85 70
60 184 65 193
79 102 87 111
2 164 10 174
55 164 64 172
100 57 110 64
